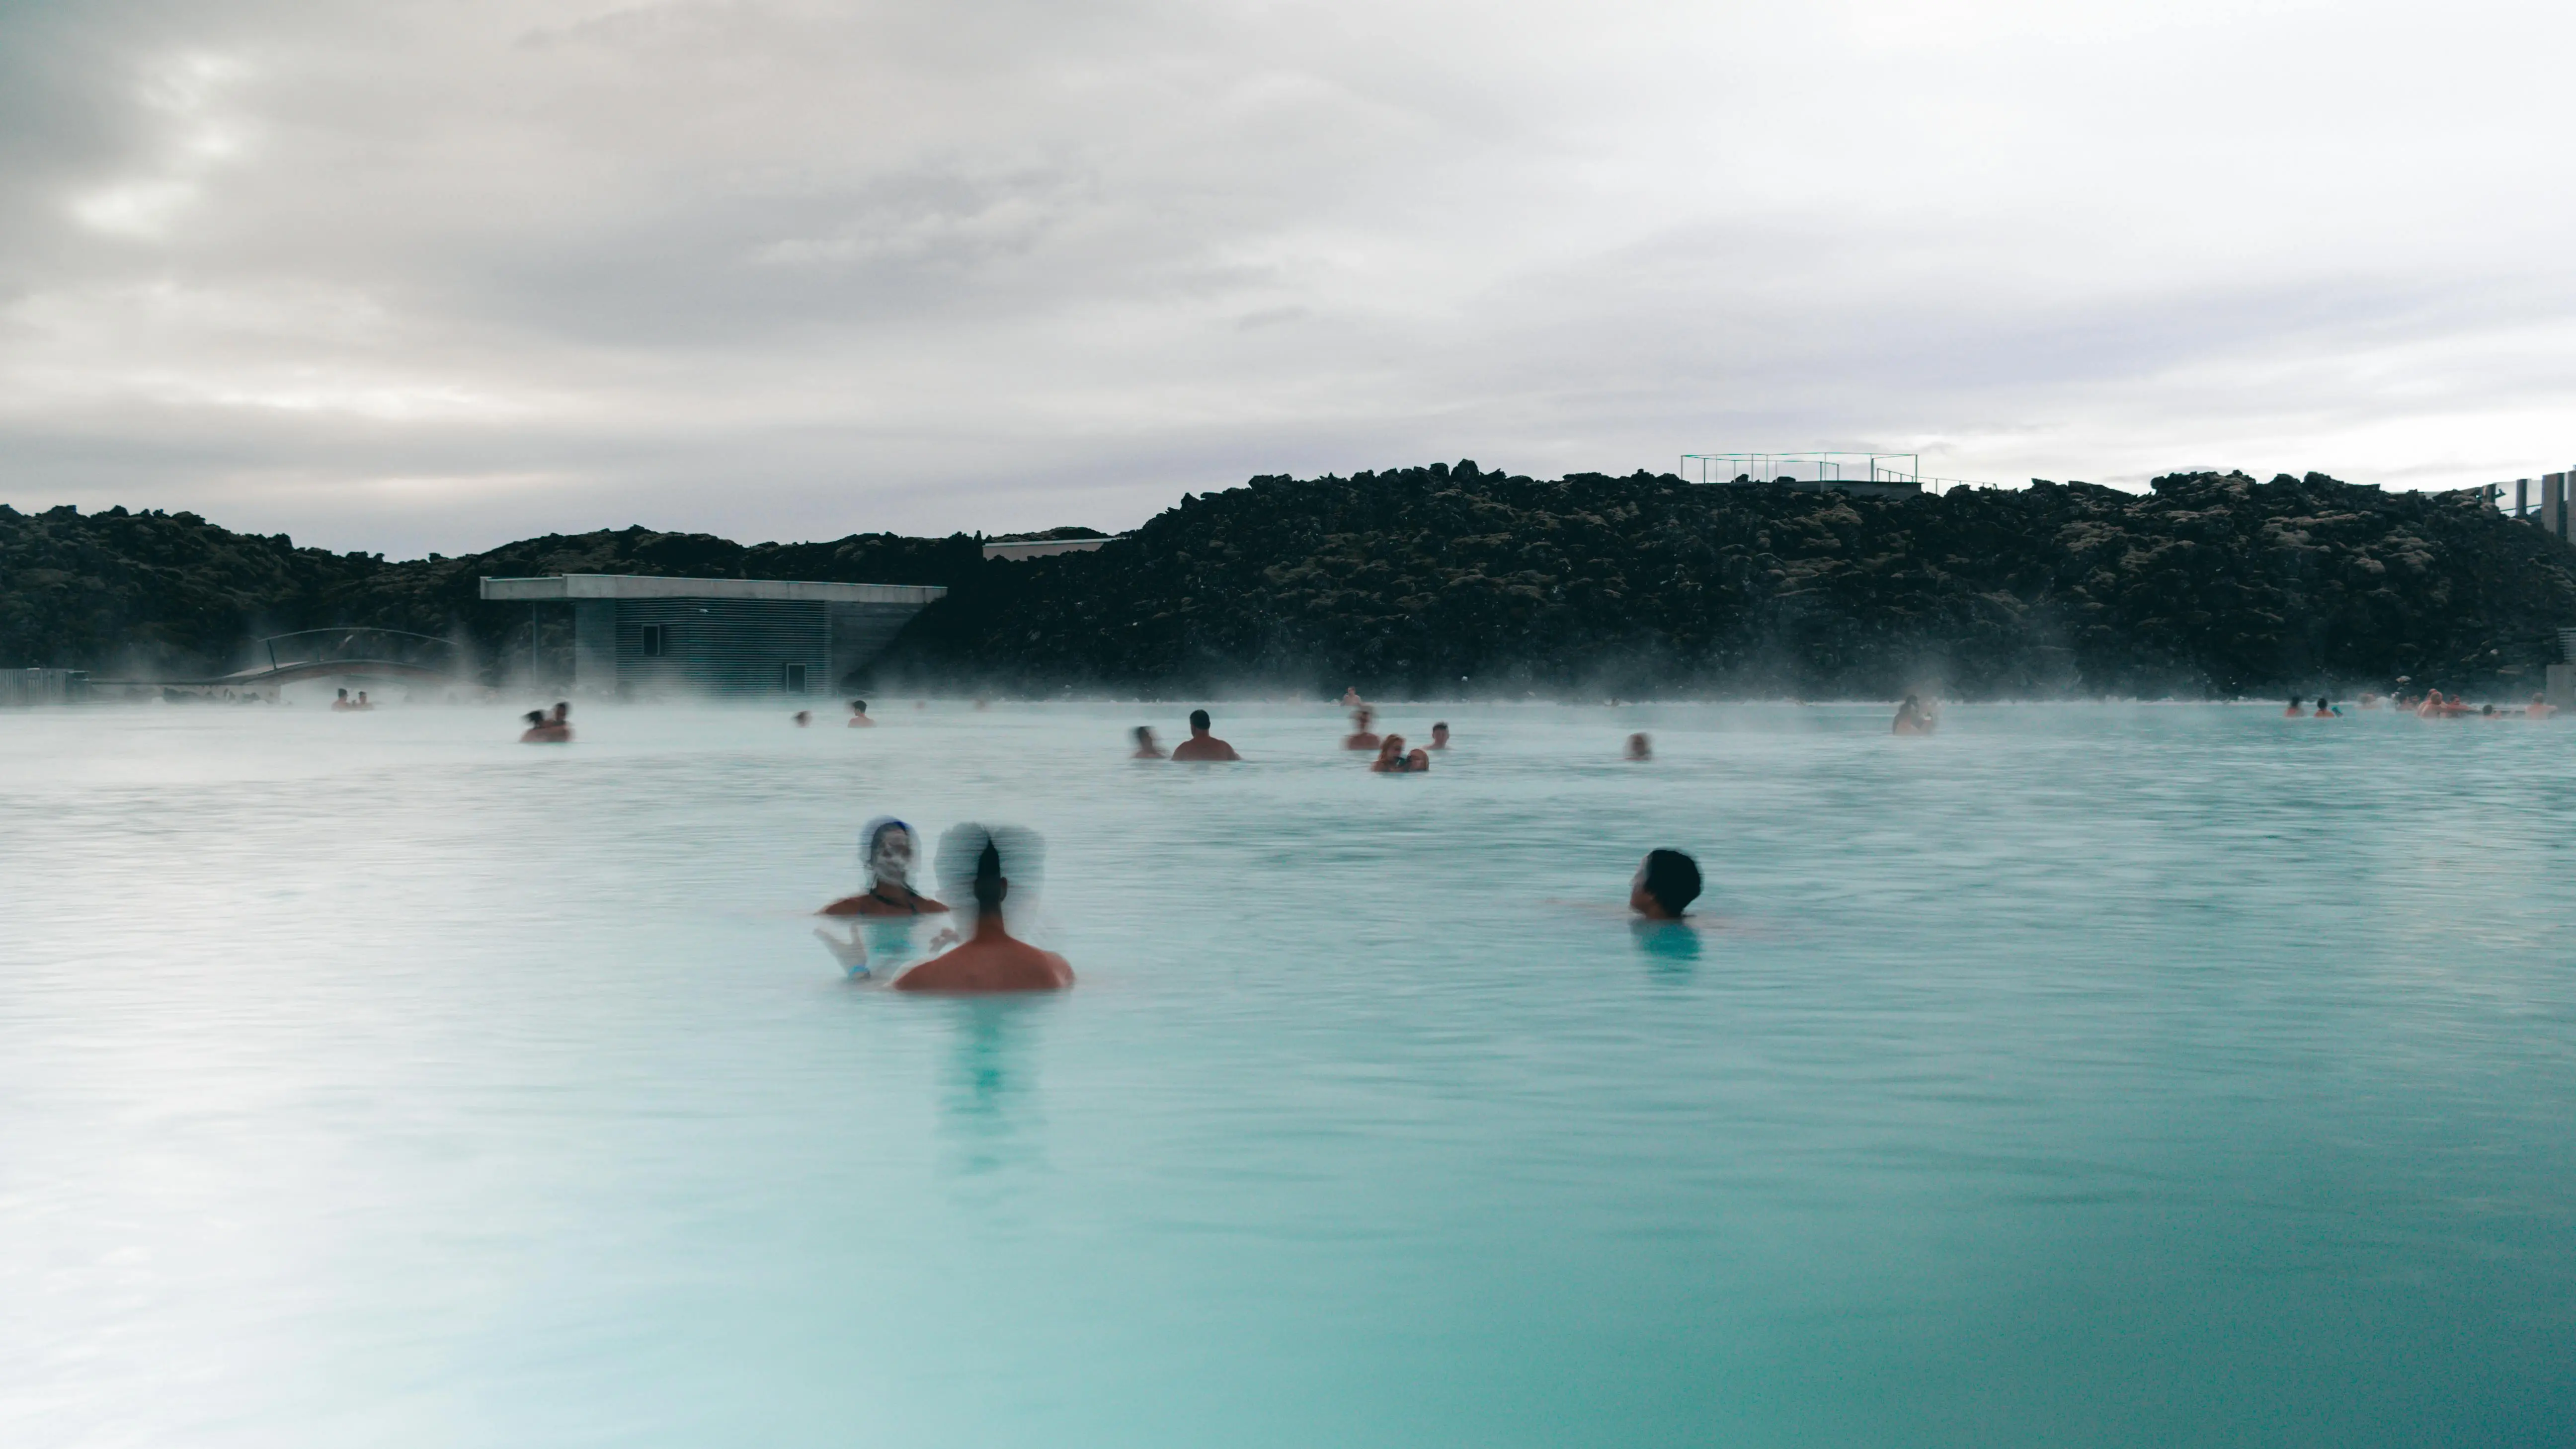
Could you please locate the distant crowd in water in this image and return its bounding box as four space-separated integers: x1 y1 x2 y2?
800 685 1724 992
2280 690 2560 719
459 676 2575 992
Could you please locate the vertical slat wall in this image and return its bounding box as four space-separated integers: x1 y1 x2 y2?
613 599 830 695
0 669 90 706
2518 474 2573 540
826 601 927 688
572 601 617 692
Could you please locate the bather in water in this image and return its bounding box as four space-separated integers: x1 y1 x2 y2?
1625 731 1652 760
847 699 875 727
1131 725 1165 759
1170 709 1240 761
1344 707 1382 751
821 817 950 917
1369 734 1428 773
1629 849 1702 921
892 825 1072 993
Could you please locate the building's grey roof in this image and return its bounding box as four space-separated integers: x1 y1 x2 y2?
479 573 946 604
981 536 1119 561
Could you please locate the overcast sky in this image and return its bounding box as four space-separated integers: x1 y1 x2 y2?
4 0 2574 555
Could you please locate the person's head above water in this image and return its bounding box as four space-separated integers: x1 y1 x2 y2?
1630 849 1702 920
937 822 1042 921
524 710 546 726
971 839 1007 909
1190 709 1212 733
850 699 868 714
861 817 919 886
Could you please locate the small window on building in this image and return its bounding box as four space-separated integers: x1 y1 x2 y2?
641 624 664 657
784 662 808 693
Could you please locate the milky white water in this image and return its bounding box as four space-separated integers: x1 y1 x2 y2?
2 700 2571 1447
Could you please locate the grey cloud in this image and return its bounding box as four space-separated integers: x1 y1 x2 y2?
4 0 2576 555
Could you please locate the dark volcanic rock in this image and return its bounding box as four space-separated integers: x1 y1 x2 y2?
0 509 980 680
0 503 383 676
7 465 2572 698
876 464 2576 699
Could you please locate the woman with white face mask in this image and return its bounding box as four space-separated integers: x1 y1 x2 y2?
822 818 950 917
816 817 957 977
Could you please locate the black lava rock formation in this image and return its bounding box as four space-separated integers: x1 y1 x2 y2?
7 463 2572 699
873 464 2576 699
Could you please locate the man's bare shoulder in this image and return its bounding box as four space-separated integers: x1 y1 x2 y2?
1171 738 1240 761
892 939 1073 992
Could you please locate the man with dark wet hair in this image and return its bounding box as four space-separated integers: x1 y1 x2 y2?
1629 849 1702 921
1170 708 1240 761
1429 722 1450 749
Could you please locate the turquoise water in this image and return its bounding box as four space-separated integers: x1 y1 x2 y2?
3 701 2571 1447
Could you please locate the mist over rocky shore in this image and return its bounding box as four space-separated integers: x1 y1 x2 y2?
7 464 2572 699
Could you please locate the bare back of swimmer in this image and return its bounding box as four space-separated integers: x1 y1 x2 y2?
1170 709 1240 761
892 839 1071 993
